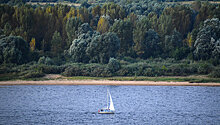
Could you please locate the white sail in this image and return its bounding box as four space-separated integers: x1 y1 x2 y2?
108 90 115 111
98 89 115 114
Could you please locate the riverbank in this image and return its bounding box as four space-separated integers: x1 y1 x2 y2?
1 74 220 86
0 79 220 86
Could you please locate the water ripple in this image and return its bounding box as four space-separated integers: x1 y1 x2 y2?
0 85 220 124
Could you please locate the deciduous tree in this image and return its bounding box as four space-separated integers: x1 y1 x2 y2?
30 37 36 51
97 15 110 34
51 31 63 56
0 36 29 64
110 19 133 56
65 17 82 47
193 18 220 60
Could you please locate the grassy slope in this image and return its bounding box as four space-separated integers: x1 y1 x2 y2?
1 73 220 83
66 76 220 83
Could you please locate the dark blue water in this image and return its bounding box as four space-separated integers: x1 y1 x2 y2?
0 85 220 125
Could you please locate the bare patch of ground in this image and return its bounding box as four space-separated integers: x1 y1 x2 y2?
43 74 64 79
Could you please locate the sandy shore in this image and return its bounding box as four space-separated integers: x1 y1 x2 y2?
0 80 220 86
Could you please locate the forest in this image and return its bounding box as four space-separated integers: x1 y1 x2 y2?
0 0 220 80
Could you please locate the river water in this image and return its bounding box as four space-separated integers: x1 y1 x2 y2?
0 85 220 125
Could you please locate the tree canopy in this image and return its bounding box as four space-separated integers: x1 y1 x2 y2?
0 1 219 66
193 18 220 60
0 36 29 64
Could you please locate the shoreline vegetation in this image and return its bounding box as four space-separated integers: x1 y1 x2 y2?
1 0 220 85
1 58 220 84
1 74 220 86
1 79 220 86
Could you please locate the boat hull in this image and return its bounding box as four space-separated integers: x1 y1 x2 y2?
98 109 115 114
98 111 114 114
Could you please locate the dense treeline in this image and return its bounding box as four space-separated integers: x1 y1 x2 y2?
0 0 220 78
1 0 220 5
0 0 75 4
0 2 126 53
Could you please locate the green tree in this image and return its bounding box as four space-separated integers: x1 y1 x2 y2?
65 17 82 47
134 29 160 59
0 36 29 64
51 31 63 56
107 57 121 72
134 17 162 58
0 5 14 28
127 12 138 28
133 17 151 43
64 7 77 21
90 5 101 30
164 29 183 57
158 6 193 37
12 5 35 41
148 12 159 32
77 7 91 24
193 18 220 60
101 3 126 20
194 1 220 27
109 19 133 56
90 15 100 30
66 23 97 63
86 32 120 64
33 6 50 50
192 0 201 12
158 14 173 36
81 1 91 8
3 22 12 36
38 56 54 65
92 5 101 17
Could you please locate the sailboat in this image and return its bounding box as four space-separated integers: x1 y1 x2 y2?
98 89 115 114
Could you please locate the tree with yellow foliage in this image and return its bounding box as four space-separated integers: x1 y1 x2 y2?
186 33 193 47
30 38 36 51
97 16 110 34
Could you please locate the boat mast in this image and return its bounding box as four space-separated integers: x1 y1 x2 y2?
107 89 109 109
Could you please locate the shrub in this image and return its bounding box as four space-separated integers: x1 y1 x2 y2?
62 66 82 76
116 67 133 76
142 68 155 77
0 63 16 73
197 63 213 74
209 68 220 78
107 58 121 72
167 64 191 76
21 71 45 79
121 56 137 63
40 65 64 74
87 64 112 77
116 64 137 76
38 56 54 65
61 63 112 77
173 47 190 60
